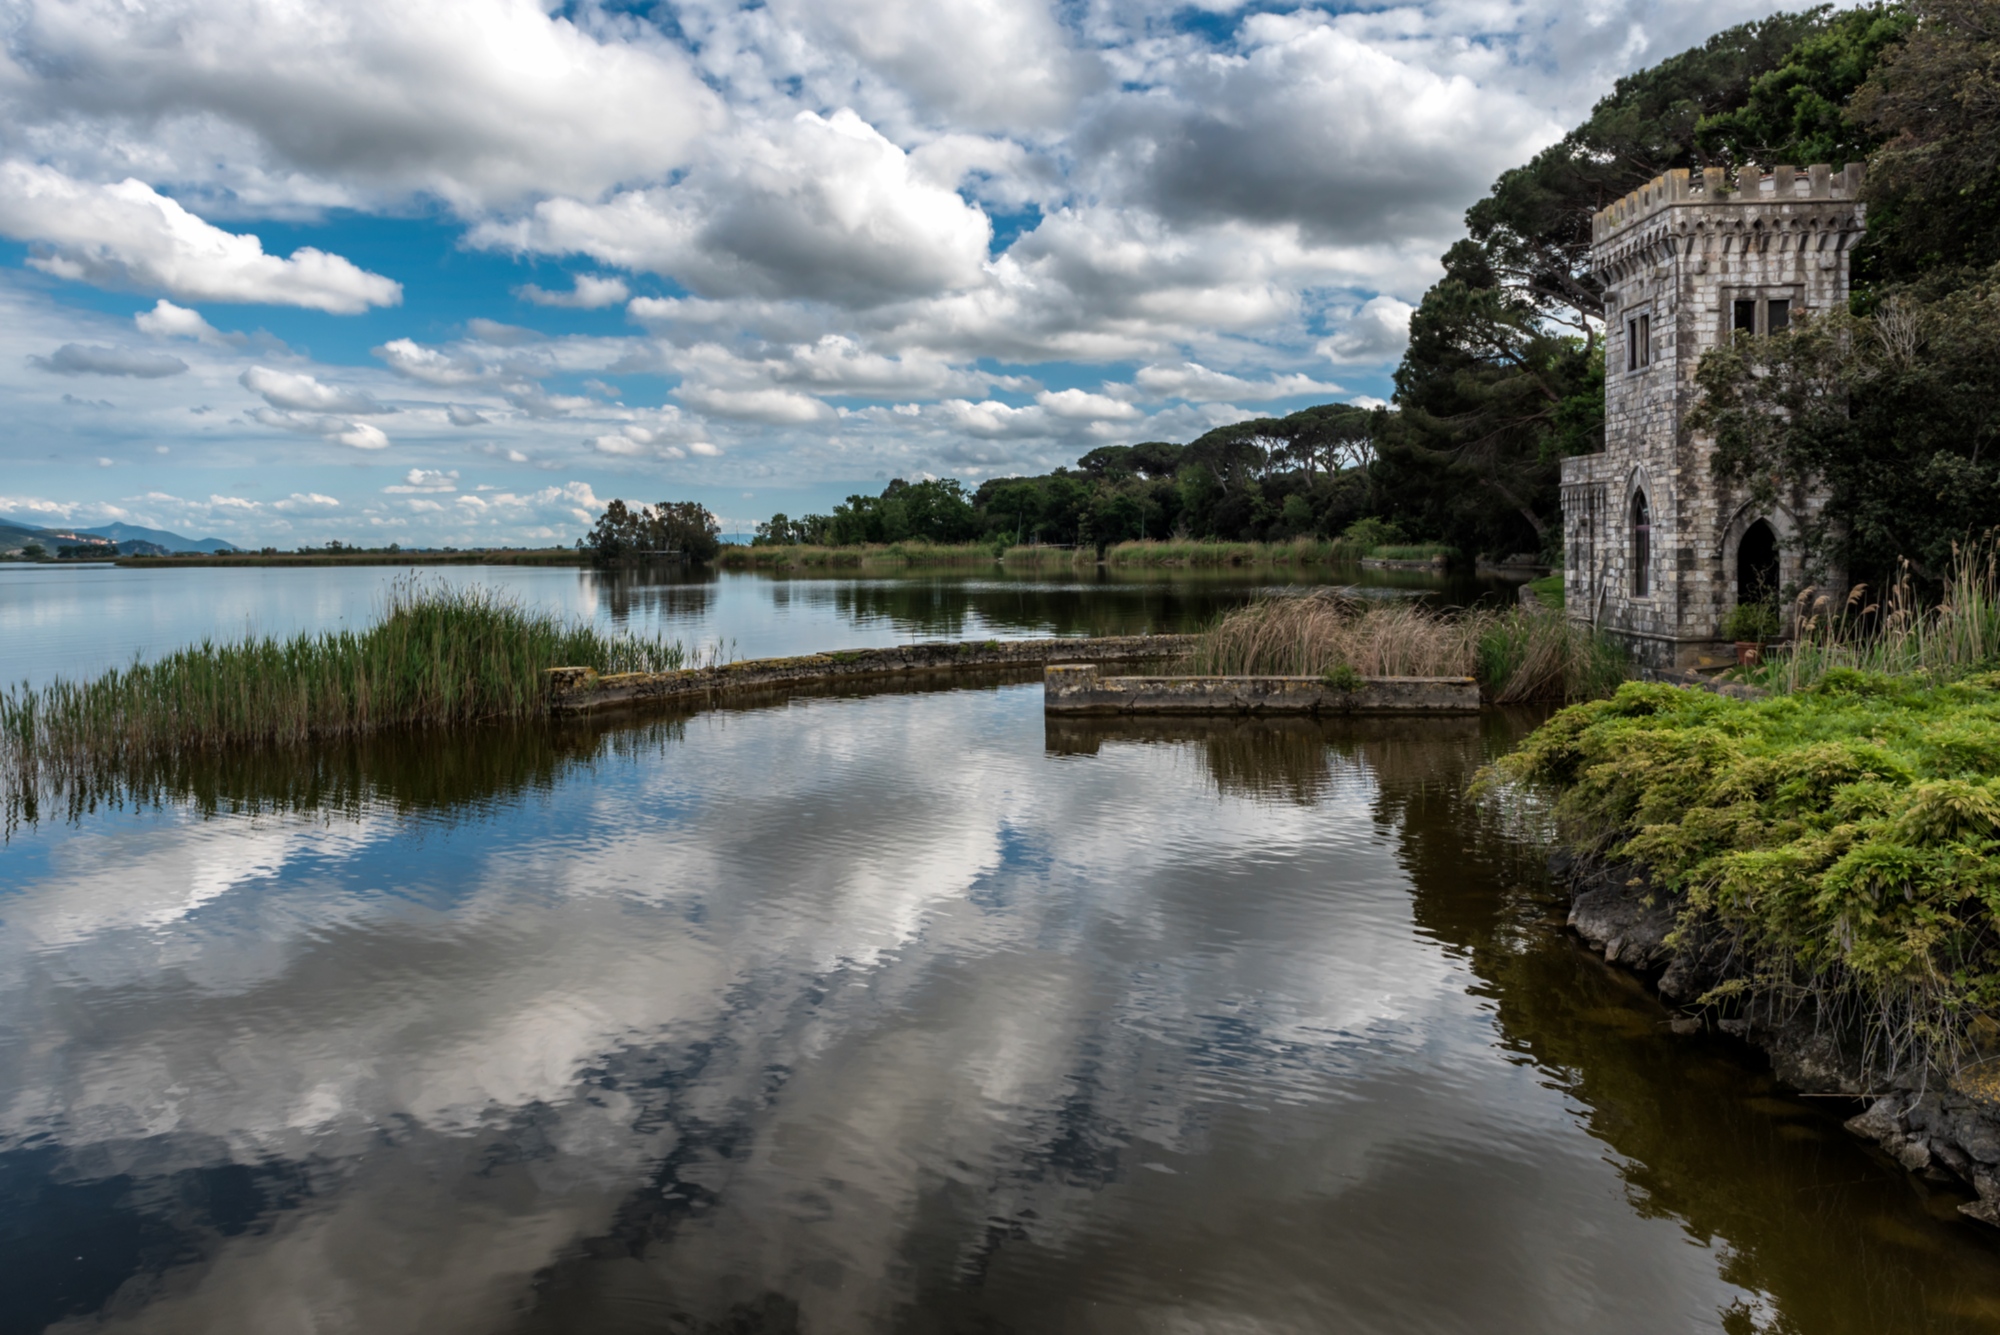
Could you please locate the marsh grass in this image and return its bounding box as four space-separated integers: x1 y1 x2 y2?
0 581 687 795
1752 540 2000 693
1180 594 1627 702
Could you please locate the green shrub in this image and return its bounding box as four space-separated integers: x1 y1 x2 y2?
1487 673 2000 1075
1721 599 1781 642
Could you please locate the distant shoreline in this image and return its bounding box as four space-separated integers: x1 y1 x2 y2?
108 550 592 568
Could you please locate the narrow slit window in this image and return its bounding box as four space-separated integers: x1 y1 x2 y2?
1733 299 1758 335
1631 492 1651 597
1767 298 1791 332
1626 314 1651 371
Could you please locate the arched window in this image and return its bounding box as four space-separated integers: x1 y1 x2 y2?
1630 491 1651 597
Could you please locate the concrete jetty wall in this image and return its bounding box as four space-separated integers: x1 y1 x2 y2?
545 635 1197 715
1042 663 1481 715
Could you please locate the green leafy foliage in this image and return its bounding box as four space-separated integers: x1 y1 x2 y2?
1691 273 2000 583
583 499 721 564
1694 4 1914 169
1490 672 2000 1070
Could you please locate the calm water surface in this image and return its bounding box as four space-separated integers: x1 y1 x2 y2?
5 681 2000 1333
0 561 1488 688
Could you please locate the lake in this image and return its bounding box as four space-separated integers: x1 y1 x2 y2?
4 566 2000 1333
0 560 1489 689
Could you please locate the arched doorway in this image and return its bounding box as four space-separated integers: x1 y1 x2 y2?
1737 519 1779 606
1630 491 1651 596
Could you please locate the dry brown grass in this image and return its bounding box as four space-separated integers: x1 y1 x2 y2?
1181 594 1476 678
1180 594 1628 702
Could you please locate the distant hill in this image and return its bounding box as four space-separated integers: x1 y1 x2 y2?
0 516 239 554
77 522 238 554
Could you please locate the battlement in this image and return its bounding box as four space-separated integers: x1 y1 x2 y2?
1591 163 1865 244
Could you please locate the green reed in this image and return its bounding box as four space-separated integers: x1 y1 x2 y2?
0 582 686 783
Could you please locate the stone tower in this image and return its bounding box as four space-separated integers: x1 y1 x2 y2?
1560 163 1867 670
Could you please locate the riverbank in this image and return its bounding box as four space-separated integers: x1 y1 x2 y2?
1493 662 2000 1221
715 537 1472 571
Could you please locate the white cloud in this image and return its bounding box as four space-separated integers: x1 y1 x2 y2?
674 384 836 424
240 366 391 415
445 404 489 427
517 274 630 308
0 163 401 312
687 441 721 457
134 299 225 342
382 469 457 493
1 0 723 212
29 343 187 378
373 338 487 386
473 109 991 307
1319 296 1417 364
1129 362 1343 403
1034 388 1140 421
272 492 341 512
248 407 391 450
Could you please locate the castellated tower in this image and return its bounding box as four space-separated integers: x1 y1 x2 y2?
1561 163 1867 671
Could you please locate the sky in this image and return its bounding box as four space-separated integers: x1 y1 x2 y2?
0 0 1795 549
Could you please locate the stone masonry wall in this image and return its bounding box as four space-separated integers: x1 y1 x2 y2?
1564 164 1864 669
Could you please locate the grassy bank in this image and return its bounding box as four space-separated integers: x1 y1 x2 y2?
1491 545 2000 1075
1491 672 2000 1075
717 536 1461 571
1 584 685 784
1180 595 1627 703
717 541 1000 569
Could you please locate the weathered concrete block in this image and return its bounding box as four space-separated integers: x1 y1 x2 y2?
1042 663 1481 715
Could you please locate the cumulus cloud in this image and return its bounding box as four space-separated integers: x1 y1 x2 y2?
1034 388 1140 421
517 274 630 308
29 343 187 377
1320 295 1417 363
674 384 836 424
473 110 991 307
272 492 341 512
1078 20 1557 242
1129 362 1343 403
134 299 226 342
445 404 488 426
0 163 402 312
0 0 723 211
241 366 392 414
382 469 458 493
249 407 390 450
374 338 487 386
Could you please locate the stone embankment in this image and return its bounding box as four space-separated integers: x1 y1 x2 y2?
545 635 1196 715
1554 852 2000 1225
1042 663 1481 715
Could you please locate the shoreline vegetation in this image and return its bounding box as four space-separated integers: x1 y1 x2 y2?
109 549 591 568
1489 542 2000 1076
1182 594 1626 704
716 537 1463 572
1 583 686 799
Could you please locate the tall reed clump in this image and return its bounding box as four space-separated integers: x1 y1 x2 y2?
1103 538 1340 568
0 582 686 784
1179 594 1627 702
1759 539 2000 693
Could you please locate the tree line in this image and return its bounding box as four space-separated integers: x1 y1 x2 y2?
646 2 1995 586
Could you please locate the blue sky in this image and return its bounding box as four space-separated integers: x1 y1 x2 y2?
0 0 1791 547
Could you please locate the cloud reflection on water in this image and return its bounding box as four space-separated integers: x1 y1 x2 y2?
4 685 1752 1331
